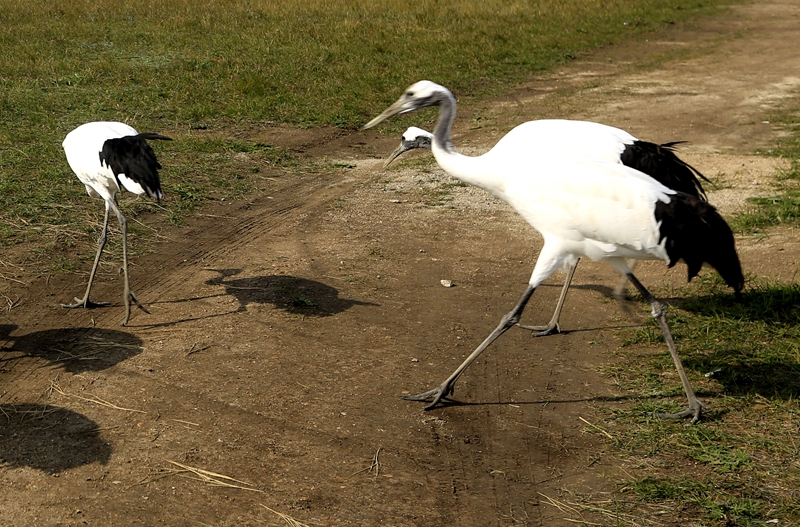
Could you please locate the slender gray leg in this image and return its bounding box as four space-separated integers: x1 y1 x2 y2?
613 260 642 307
613 260 634 300
518 261 577 336
612 260 646 323
110 199 150 326
402 285 537 410
62 205 112 309
626 273 706 424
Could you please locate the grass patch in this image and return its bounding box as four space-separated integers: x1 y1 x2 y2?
623 276 800 400
419 181 466 207
731 93 800 233
601 276 800 525
0 0 740 269
0 0 737 130
626 477 767 526
731 192 800 233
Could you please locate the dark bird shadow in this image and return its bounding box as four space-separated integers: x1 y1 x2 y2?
408 393 636 409
204 269 378 316
401 392 686 413
0 325 143 373
684 350 800 400
0 404 112 473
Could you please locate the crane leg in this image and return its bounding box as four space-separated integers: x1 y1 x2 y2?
62 206 112 309
613 260 634 300
626 273 706 424
112 201 150 326
401 285 537 410
612 260 647 323
517 261 577 336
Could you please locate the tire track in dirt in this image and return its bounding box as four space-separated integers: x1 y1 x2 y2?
3 2 800 525
423 310 618 524
0 171 353 405
132 202 302 300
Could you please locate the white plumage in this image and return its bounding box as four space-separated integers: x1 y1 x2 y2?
62 121 171 326
64 122 163 200
385 122 710 334
508 161 671 267
365 80 743 423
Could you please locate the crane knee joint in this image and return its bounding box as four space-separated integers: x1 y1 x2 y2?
650 302 666 319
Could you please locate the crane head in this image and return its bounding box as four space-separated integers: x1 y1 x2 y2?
384 126 434 168
363 80 448 130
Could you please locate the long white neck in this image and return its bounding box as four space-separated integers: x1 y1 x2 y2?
430 90 507 198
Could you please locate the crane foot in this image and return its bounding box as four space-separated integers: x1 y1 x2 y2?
654 399 707 425
61 298 111 309
517 323 561 337
129 292 151 314
399 382 455 411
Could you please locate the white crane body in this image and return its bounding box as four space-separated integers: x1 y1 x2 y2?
365 80 743 423
61 121 170 325
63 122 159 200
386 116 709 335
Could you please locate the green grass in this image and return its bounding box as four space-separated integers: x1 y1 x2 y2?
731 191 800 233
626 477 767 526
600 276 800 525
0 0 740 267
624 276 800 399
731 93 800 233
1 2 797 525
0 0 734 129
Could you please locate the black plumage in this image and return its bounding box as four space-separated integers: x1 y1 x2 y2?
621 140 709 200
100 133 172 199
655 192 744 292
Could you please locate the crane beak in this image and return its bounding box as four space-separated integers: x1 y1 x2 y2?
363 98 407 130
383 143 408 168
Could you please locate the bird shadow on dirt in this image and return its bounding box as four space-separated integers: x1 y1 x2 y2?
202 268 378 316
0 325 143 374
406 393 677 413
0 403 112 474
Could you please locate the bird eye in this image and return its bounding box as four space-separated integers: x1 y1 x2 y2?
406 91 414 97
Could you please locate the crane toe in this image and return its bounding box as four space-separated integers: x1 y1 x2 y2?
517 322 562 337
129 291 151 314
655 399 707 425
399 383 455 410
398 391 434 402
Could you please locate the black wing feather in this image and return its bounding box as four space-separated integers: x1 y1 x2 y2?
621 140 709 200
99 133 172 199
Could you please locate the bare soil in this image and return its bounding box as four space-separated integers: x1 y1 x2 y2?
2 1 800 525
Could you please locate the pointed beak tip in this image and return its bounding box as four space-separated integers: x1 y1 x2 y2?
363 115 386 130
383 146 406 169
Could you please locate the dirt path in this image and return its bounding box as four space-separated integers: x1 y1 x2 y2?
2 1 799 525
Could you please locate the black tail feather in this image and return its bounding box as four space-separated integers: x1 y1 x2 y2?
621 140 709 201
655 193 744 292
100 134 169 199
